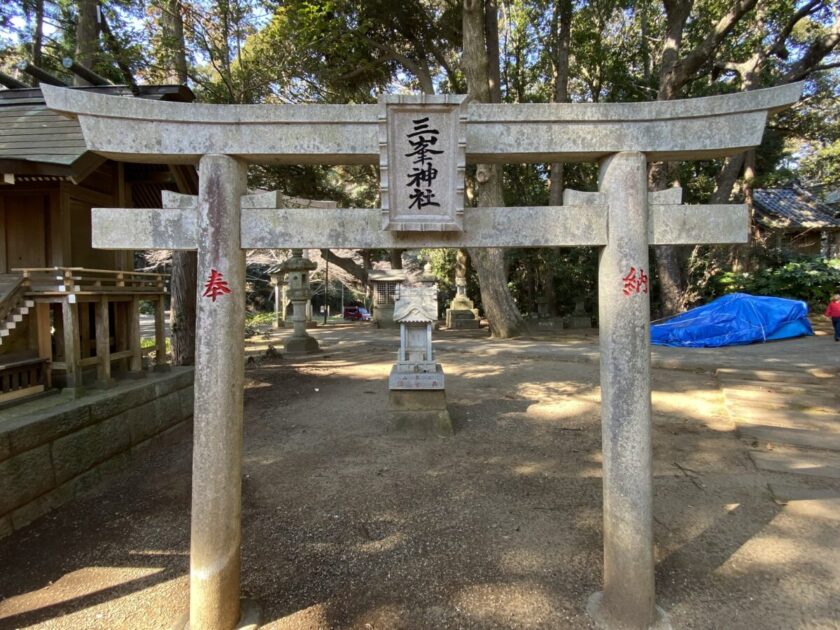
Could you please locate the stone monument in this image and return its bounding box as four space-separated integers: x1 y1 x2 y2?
388 276 452 436
269 271 288 329
43 81 803 630
445 249 480 329
277 249 320 354
567 299 592 328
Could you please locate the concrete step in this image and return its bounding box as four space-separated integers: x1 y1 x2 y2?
738 424 840 452
750 449 840 479
719 379 840 397
731 408 840 433
722 387 838 410
717 367 838 384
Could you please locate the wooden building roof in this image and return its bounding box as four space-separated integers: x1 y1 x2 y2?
753 185 840 230
0 85 193 182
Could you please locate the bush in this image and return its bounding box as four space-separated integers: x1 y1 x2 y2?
713 258 840 308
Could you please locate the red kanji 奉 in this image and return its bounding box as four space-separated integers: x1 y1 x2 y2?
202 268 232 301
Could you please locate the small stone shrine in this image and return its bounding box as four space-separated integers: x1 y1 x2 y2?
277 249 320 354
368 269 406 327
388 270 452 436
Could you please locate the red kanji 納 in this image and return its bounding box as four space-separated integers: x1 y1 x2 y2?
622 267 649 296
202 269 232 301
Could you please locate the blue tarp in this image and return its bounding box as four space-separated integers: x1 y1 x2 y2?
651 293 814 348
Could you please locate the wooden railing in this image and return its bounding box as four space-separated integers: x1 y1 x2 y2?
0 275 27 323
13 267 165 296
0 356 48 403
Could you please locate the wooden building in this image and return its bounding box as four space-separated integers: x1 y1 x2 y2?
0 83 197 402
754 185 840 258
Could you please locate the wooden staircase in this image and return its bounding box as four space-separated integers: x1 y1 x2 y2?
0 273 34 346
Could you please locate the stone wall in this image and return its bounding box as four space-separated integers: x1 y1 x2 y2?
0 368 194 539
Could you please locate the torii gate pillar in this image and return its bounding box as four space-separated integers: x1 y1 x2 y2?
588 152 666 629
189 154 248 629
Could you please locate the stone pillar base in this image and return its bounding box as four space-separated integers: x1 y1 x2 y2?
284 321 318 329
445 308 480 329
586 592 671 630
567 316 593 329
177 598 261 630
284 335 321 354
388 389 453 436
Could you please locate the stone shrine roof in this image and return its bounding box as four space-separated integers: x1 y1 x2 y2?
393 286 438 323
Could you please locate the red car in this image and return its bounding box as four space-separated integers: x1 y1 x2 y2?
343 306 371 321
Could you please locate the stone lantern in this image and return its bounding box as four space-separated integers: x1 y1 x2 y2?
278 249 320 354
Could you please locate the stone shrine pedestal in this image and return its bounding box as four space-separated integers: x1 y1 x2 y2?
444 278 480 330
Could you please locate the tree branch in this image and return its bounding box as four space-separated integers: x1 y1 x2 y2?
670 0 759 89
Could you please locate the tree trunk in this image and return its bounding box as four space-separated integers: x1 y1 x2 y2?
170 250 197 364
545 0 572 316
32 0 45 72
462 0 524 338
548 0 572 208
160 0 189 84
389 249 403 270
160 0 197 366
75 0 99 86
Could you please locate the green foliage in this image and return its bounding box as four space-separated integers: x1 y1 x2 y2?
712 258 840 308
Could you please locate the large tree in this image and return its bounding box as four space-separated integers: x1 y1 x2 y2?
463 0 524 337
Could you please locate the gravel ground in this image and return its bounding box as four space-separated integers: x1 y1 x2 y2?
1 331 839 629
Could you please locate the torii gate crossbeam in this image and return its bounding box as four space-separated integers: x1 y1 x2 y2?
41 83 802 630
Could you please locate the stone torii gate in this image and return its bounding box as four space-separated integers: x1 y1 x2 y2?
42 84 801 630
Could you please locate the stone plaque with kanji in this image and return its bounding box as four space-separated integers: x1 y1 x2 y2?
379 94 467 232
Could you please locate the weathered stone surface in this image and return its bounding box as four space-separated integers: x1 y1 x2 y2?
10 482 73 531
179 386 194 419
156 390 184 430
389 365 445 390
190 154 247 630
0 444 54 514
93 201 749 251
51 415 131 484
93 205 611 251
89 382 155 421
594 152 657 628
650 203 747 245
43 82 802 163
0 514 11 538
284 335 321 354
380 94 467 231
125 400 161 445
0 434 10 463
5 405 92 454
388 390 453 436
155 373 187 398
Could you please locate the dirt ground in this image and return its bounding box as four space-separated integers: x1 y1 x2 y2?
1 325 839 629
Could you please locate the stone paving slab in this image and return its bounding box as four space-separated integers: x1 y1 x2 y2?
721 386 839 409
738 425 840 452
784 498 840 522
750 449 840 479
